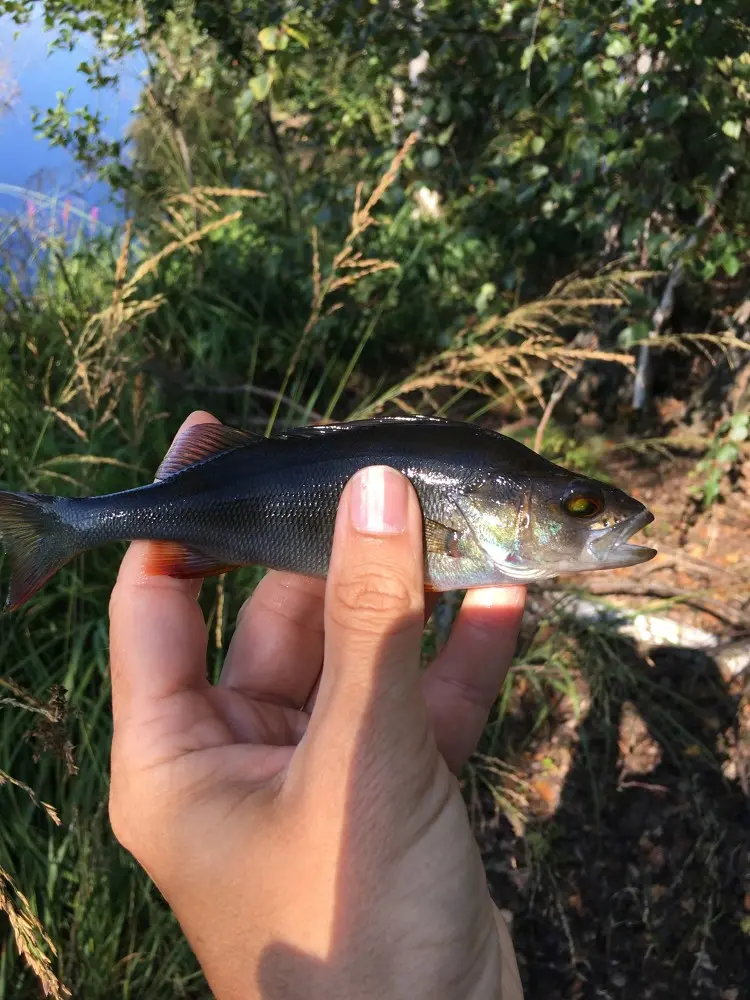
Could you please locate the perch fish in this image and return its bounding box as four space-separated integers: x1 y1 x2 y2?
0 416 656 610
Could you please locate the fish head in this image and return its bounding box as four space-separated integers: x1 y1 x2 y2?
455 470 656 581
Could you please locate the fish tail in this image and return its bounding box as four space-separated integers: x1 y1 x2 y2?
0 491 79 611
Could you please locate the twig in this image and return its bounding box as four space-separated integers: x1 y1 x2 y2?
525 0 546 88
261 100 297 230
534 330 597 452
617 780 670 794
534 372 573 453
633 165 737 409
641 546 750 582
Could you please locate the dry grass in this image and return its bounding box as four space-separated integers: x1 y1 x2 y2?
44 203 252 443
0 866 71 999
357 267 650 419
0 680 69 997
265 133 417 433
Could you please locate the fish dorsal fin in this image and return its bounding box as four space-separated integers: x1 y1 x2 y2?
155 423 258 480
143 541 241 579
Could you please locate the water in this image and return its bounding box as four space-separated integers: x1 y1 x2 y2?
0 10 144 232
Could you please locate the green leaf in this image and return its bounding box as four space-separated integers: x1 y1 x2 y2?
235 87 255 116
249 71 273 101
722 120 742 140
436 123 455 147
722 253 741 277
258 26 279 51
541 199 556 218
703 469 722 506
436 96 452 124
284 24 309 48
422 147 440 169
728 419 749 443
474 282 496 314
605 36 632 58
521 45 536 71
529 163 549 181
530 135 546 155
716 443 738 465
618 321 651 348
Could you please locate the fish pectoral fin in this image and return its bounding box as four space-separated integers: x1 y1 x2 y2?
155 423 260 480
143 541 241 579
424 518 462 558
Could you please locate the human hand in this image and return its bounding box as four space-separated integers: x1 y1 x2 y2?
108 411 526 1000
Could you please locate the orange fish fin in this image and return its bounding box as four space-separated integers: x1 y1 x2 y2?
144 541 241 579
155 423 259 481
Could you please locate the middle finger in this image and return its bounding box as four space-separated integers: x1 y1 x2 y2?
219 570 325 709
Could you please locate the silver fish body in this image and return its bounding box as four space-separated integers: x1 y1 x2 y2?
0 416 656 610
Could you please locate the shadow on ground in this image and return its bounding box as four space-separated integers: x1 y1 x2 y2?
478 633 749 1000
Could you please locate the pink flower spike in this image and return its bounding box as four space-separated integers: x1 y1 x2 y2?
27 199 35 228
90 205 99 233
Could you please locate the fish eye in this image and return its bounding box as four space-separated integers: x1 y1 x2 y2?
562 490 604 519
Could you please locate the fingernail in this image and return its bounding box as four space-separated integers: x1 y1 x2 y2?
350 466 408 535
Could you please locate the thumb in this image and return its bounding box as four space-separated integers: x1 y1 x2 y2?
302 465 430 761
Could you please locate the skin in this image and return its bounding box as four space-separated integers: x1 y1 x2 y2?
108 411 527 1000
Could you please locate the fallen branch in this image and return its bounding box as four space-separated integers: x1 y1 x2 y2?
633 165 737 410
541 579 748 630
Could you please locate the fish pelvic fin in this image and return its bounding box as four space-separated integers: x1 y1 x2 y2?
0 492 77 611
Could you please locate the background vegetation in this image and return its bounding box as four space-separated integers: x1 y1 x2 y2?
0 2 748 997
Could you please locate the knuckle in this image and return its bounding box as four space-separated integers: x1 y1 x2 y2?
330 568 415 634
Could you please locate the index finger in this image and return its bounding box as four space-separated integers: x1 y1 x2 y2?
109 411 217 724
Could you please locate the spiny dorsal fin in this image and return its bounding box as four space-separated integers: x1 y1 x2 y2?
155 423 258 480
143 541 241 579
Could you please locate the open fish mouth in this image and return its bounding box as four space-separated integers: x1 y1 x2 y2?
589 508 657 569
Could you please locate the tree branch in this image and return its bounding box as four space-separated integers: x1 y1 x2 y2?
632 165 737 410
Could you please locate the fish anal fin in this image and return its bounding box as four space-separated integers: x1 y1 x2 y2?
155 423 259 481
143 541 241 579
424 518 461 558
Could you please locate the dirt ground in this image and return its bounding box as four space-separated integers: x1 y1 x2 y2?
468 449 750 999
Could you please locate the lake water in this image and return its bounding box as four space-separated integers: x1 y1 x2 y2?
0 10 144 231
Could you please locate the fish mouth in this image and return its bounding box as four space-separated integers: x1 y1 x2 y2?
588 508 657 569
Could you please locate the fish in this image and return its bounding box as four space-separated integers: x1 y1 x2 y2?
0 415 656 611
